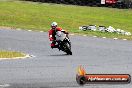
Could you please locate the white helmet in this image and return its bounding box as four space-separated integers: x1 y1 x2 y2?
51 22 58 27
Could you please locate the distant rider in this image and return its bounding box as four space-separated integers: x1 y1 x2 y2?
48 22 69 48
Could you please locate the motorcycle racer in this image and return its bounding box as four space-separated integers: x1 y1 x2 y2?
48 22 69 48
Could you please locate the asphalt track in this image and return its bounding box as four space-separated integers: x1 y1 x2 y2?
0 28 132 88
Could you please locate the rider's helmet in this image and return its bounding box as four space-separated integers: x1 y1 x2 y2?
51 22 57 29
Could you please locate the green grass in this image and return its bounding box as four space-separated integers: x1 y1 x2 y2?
0 1 132 39
0 0 18 1
0 51 25 58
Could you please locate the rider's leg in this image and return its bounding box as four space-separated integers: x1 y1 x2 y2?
51 42 58 48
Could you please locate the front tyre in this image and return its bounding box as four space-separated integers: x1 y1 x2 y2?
64 42 72 55
67 51 72 55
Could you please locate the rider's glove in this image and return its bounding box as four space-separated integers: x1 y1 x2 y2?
52 40 56 43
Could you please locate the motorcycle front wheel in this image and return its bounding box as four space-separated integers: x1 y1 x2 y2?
64 42 72 55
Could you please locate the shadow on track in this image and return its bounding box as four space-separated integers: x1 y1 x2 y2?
48 54 69 57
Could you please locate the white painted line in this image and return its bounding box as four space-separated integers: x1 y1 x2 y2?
83 35 87 36
16 28 21 30
0 84 10 87
28 30 32 32
102 37 106 38
40 31 44 32
30 55 36 58
10 54 31 59
123 39 127 41
93 36 97 37
113 38 118 40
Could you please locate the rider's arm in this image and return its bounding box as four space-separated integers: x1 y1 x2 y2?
61 29 69 34
56 27 69 34
49 30 54 41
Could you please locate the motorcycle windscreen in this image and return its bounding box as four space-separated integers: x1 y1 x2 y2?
55 31 66 41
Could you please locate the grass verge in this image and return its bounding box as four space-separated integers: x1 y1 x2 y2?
0 50 25 59
0 1 132 39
